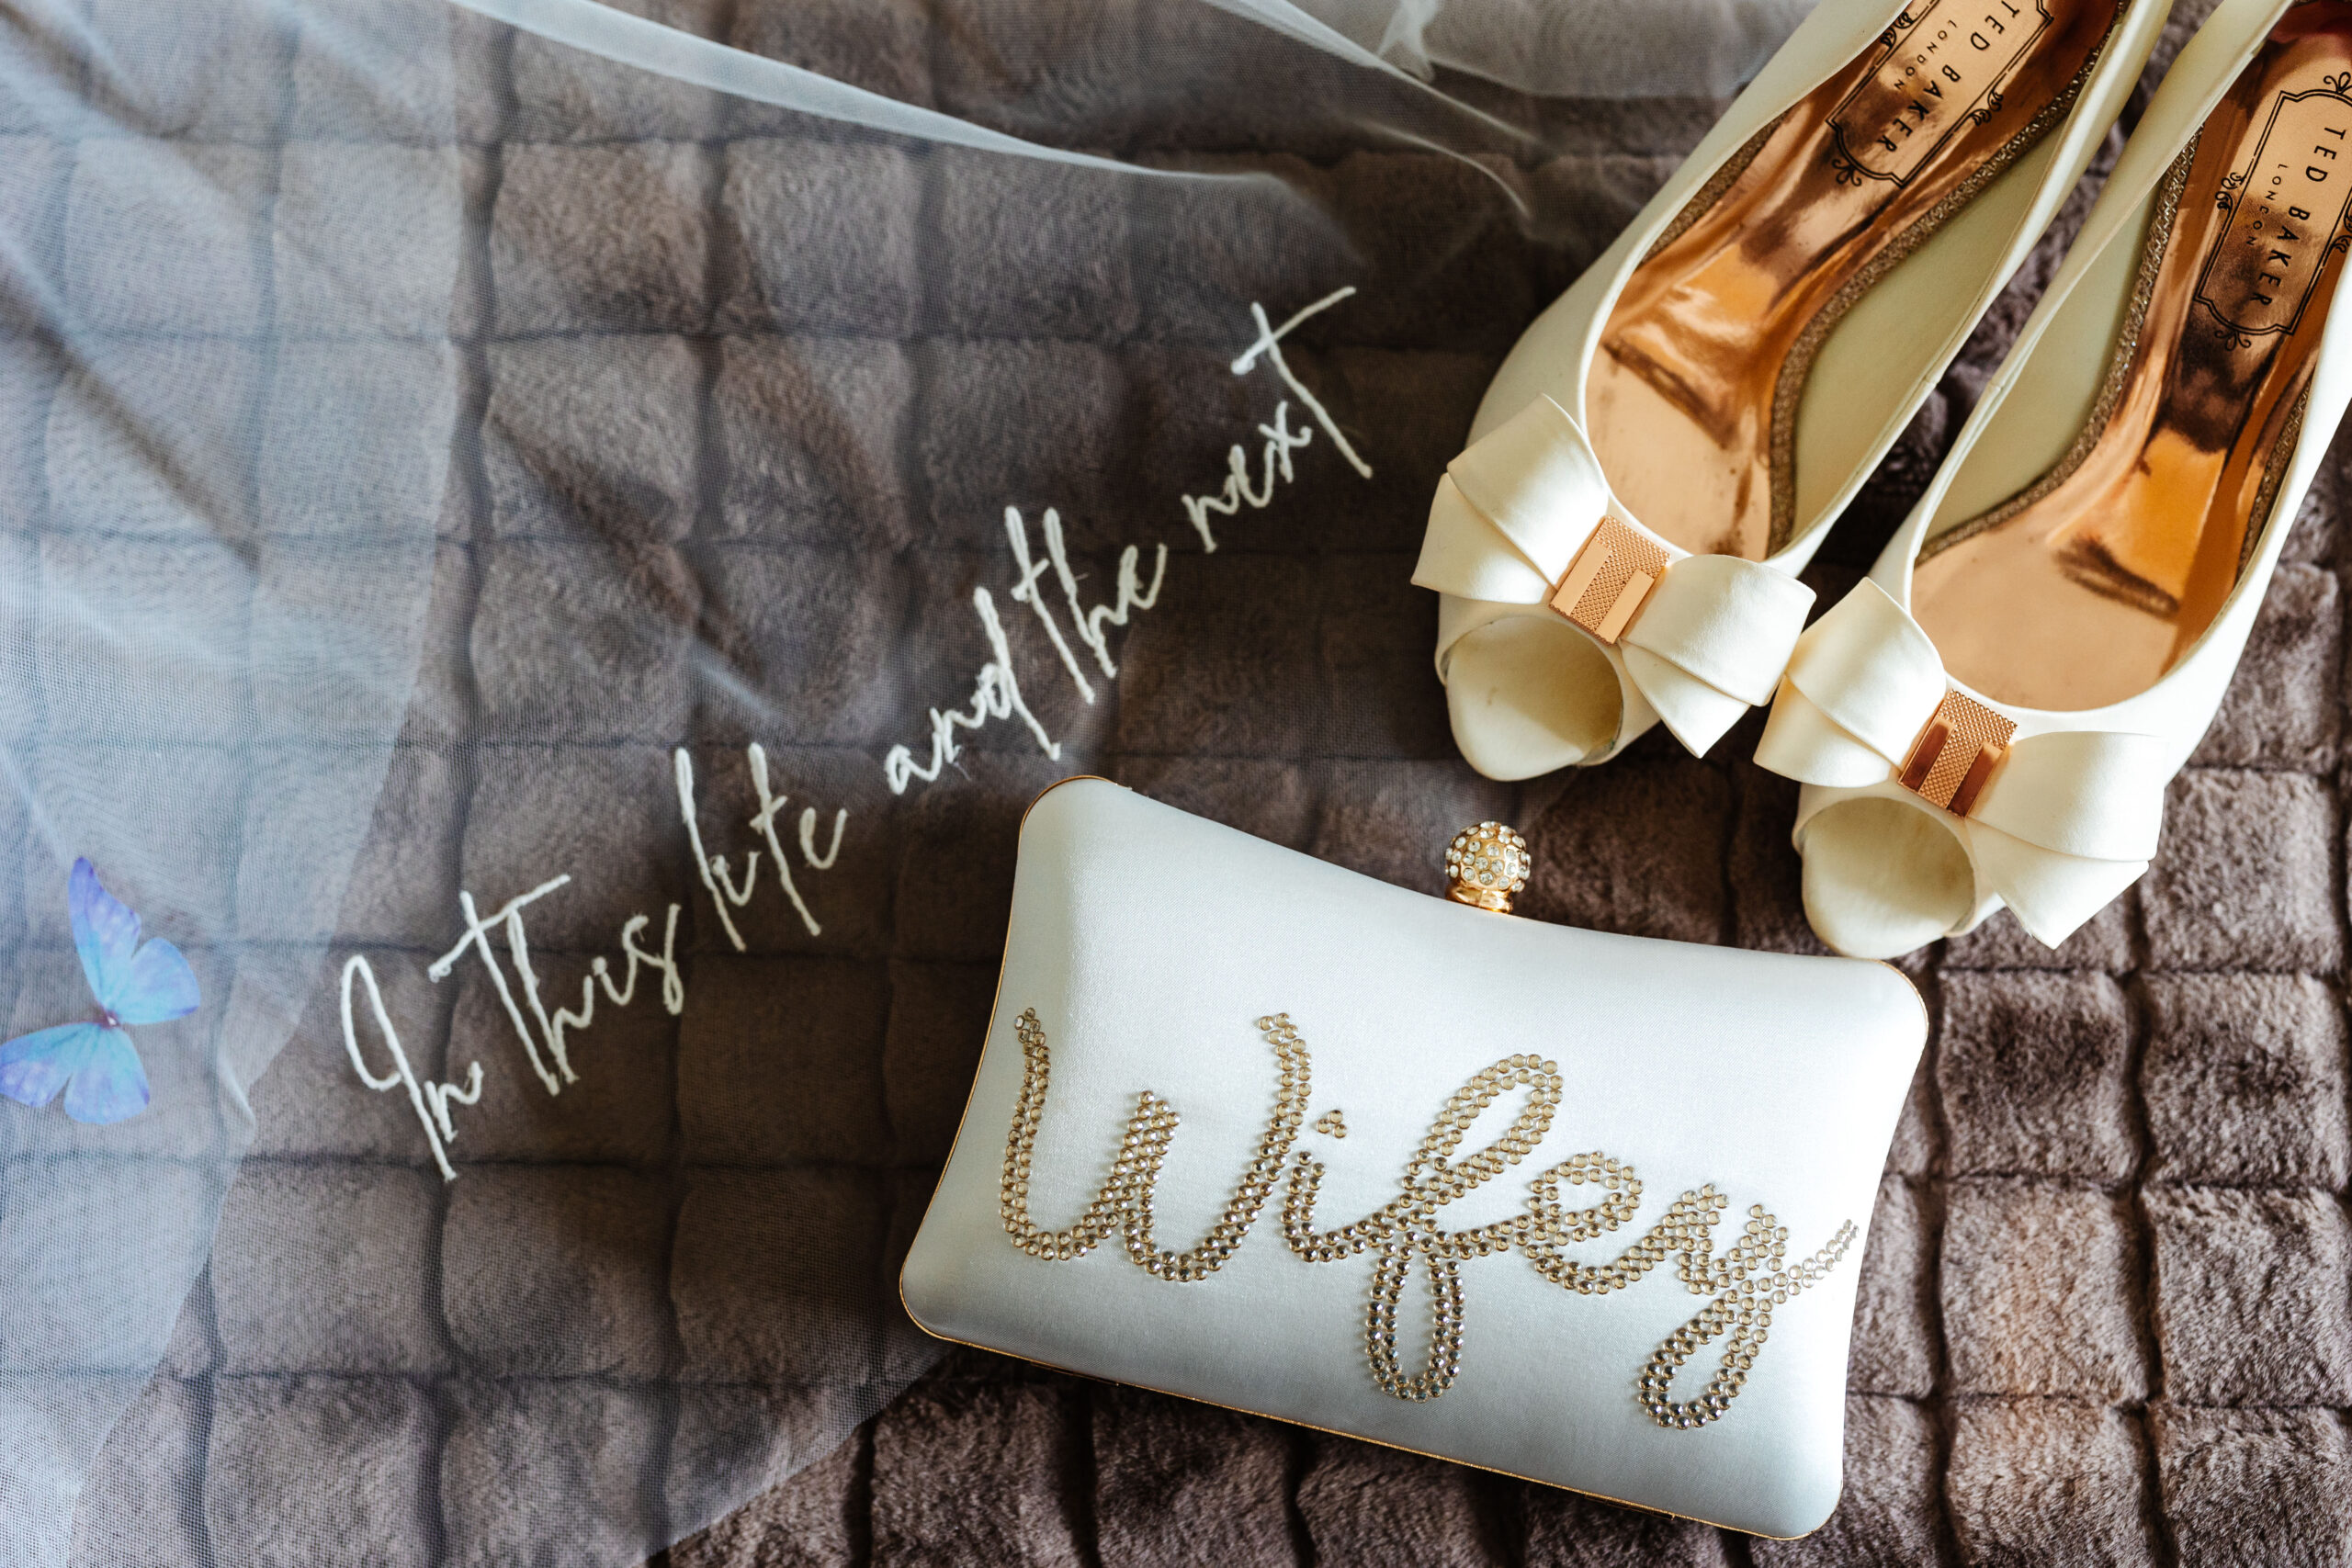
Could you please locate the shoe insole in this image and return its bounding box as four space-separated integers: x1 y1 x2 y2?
1588 0 2118 561
1914 3 2352 710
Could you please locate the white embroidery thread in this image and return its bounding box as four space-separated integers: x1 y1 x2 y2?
1232 288 1372 479
1179 400 1315 554
425 876 574 1094
884 290 1368 795
1007 505 1100 703
884 586 1058 794
745 742 828 938
678 748 753 952
1061 526 1166 681
799 800 847 871
348 746 844 1176
340 953 482 1184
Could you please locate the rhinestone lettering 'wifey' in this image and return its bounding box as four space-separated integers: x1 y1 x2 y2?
999 1008 1855 1430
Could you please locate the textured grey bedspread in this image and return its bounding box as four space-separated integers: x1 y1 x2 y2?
665 5 2352 1564
46 0 2352 1562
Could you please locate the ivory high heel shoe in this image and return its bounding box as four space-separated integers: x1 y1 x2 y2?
1758 0 2352 958
1414 0 2167 779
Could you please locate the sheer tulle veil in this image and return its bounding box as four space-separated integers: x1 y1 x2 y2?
0 0 1815 1562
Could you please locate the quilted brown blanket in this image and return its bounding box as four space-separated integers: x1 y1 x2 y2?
51 0 2349 1563
660 5 2352 1564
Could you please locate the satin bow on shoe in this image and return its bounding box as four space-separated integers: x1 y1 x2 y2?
1755 579 2170 950
1412 397 1816 760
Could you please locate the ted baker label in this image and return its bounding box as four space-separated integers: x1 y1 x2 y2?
1828 1 2053 188
2196 87 2352 340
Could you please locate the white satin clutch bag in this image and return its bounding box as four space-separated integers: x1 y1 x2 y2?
900 778 1925 1538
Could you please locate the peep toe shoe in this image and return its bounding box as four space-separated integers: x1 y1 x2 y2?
1759 0 2352 957
1414 0 2168 778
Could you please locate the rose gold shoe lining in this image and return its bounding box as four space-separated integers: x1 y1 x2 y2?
1917 142 2196 565
1913 6 2352 710
1588 1 2122 563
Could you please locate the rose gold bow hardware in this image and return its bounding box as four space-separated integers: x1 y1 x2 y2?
1897 690 2017 817
1548 515 1670 645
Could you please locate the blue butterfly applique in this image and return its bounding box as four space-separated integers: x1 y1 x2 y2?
0 859 199 1124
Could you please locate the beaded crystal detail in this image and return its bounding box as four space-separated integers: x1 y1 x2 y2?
1444 822 1529 912
999 1008 1856 1429
1001 1009 1309 1280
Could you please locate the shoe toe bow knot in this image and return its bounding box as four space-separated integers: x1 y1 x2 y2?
1414 395 1817 762
1758 580 2170 955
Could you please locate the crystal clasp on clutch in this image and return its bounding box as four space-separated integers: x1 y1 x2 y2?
1444 821 1528 914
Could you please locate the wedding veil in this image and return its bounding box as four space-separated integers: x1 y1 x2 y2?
0 0 1815 1562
